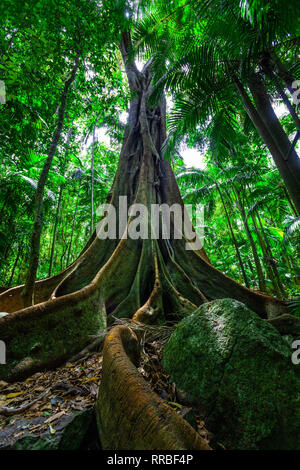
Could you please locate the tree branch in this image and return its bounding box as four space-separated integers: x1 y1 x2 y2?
119 31 141 92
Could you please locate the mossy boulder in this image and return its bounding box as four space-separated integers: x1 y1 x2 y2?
162 298 300 449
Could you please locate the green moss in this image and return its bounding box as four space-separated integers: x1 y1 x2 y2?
162 298 300 449
0 292 106 382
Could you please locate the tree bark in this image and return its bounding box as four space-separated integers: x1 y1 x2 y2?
66 183 81 267
232 72 300 213
216 184 249 287
48 185 64 277
261 62 300 132
234 188 266 292
272 54 297 96
7 241 23 286
48 127 72 276
250 211 281 296
91 123 96 235
255 210 286 297
283 186 298 216
247 72 300 211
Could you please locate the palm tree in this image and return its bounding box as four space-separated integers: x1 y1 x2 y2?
133 0 300 211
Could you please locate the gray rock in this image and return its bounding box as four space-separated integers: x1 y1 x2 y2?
162 298 300 449
0 408 94 450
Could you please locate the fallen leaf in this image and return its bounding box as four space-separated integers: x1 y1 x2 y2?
49 424 56 435
80 376 100 383
6 392 23 399
168 401 183 409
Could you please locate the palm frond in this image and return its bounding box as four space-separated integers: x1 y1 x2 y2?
283 216 300 244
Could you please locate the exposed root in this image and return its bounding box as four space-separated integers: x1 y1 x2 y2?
67 332 107 364
133 250 164 324
96 325 211 450
113 317 175 346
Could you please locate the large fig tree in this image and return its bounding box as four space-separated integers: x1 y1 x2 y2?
0 31 286 384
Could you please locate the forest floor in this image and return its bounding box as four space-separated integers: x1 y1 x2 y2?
0 341 213 450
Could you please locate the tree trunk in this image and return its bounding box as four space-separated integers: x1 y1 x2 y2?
66 184 81 267
261 64 300 132
247 72 300 211
21 51 80 307
255 210 286 297
216 184 249 287
272 54 297 96
0 190 9 219
234 188 266 292
91 122 96 235
283 186 298 216
232 72 300 213
48 128 72 276
7 241 23 286
48 185 64 277
250 211 281 296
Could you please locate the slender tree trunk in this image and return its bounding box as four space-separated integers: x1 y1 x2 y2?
48 127 72 276
0 190 10 219
283 186 298 217
3 240 13 260
261 65 300 131
7 241 23 286
247 72 300 210
234 189 266 291
48 185 64 277
255 210 286 297
272 54 297 96
247 257 255 279
232 72 300 213
91 122 96 235
244 183 283 295
66 185 80 267
21 51 80 307
285 254 300 287
250 212 281 296
216 184 249 287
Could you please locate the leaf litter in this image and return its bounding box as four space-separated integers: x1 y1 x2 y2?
0 339 213 448
0 353 103 436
